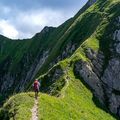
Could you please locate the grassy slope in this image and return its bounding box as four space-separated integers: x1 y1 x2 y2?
0 0 119 75
0 70 115 120
39 69 115 120
0 93 34 120
0 0 120 120
37 33 113 120
0 69 115 120
0 18 72 74
37 0 120 75
0 36 116 120
0 19 74 101
37 7 102 75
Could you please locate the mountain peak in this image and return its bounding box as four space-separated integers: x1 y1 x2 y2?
32 26 55 38
41 26 55 34
88 0 97 6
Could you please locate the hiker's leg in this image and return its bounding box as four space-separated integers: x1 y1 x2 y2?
35 91 37 98
36 90 39 98
34 91 36 98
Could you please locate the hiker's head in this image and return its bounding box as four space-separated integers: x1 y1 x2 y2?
35 79 38 81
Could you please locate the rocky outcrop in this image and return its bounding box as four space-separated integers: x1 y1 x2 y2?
74 16 120 117
33 26 55 38
86 48 105 77
41 26 55 34
88 0 97 6
50 41 77 67
101 58 120 115
101 16 120 116
40 65 65 96
74 50 105 105
0 50 49 99
17 50 49 91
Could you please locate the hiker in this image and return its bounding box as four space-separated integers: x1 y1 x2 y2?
33 79 40 99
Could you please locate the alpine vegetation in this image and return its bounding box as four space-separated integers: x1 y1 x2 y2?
0 0 120 120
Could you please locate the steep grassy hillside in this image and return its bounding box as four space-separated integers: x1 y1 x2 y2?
0 0 97 103
0 0 120 119
0 49 117 119
38 72 115 120
37 0 120 98
0 93 34 120
0 20 74 101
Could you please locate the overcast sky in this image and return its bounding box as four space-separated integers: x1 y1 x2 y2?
0 0 88 39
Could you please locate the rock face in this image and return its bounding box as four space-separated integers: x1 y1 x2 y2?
101 16 120 116
74 60 104 101
50 41 77 67
88 0 97 6
0 50 49 99
74 16 120 117
40 65 65 96
74 50 105 105
102 58 120 115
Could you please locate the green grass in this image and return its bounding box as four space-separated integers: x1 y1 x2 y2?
1 67 115 120
37 39 115 120
0 93 34 120
81 37 100 51
0 40 116 120
0 0 120 119
0 46 117 120
38 67 115 120
1 0 120 100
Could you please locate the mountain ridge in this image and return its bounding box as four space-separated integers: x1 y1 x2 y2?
0 0 120 119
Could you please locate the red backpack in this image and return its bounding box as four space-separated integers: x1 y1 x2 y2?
34 81 39 90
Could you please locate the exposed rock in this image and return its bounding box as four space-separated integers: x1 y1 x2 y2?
50 41 77 68
113 30 120 41
86 48 105 77
116 43 120 54
109 94 120 114
1 72 14 92
74 60 104 104
40 66 64 96
88 0 97 6
0 50 49 98
18 50 49 91
86 48 96 60
78 16 120 116
101 58 120 114
61 42 77 59
41 26 55 34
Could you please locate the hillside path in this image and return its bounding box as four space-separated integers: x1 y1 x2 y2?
31 98 38 120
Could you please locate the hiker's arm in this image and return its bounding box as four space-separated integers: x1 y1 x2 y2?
38 82 40 87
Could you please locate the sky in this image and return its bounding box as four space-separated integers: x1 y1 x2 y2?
0 0 88 39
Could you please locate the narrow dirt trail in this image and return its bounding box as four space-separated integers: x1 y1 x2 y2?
31 98 38 120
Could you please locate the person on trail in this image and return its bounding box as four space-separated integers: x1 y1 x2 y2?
33 79 40 99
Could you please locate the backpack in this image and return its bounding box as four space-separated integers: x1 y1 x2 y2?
34 81 39 90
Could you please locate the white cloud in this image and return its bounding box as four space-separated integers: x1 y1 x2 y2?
0 19 18 39
0 6 75 39
10 8 72 39
0 1 88 39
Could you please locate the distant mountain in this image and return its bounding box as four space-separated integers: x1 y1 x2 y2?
0 0 120 119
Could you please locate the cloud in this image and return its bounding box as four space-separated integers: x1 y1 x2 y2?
0 8 71 39
17 9 65 27
0 0 88 11
0 1 88 39
0 19 18 39
0 8 72 39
